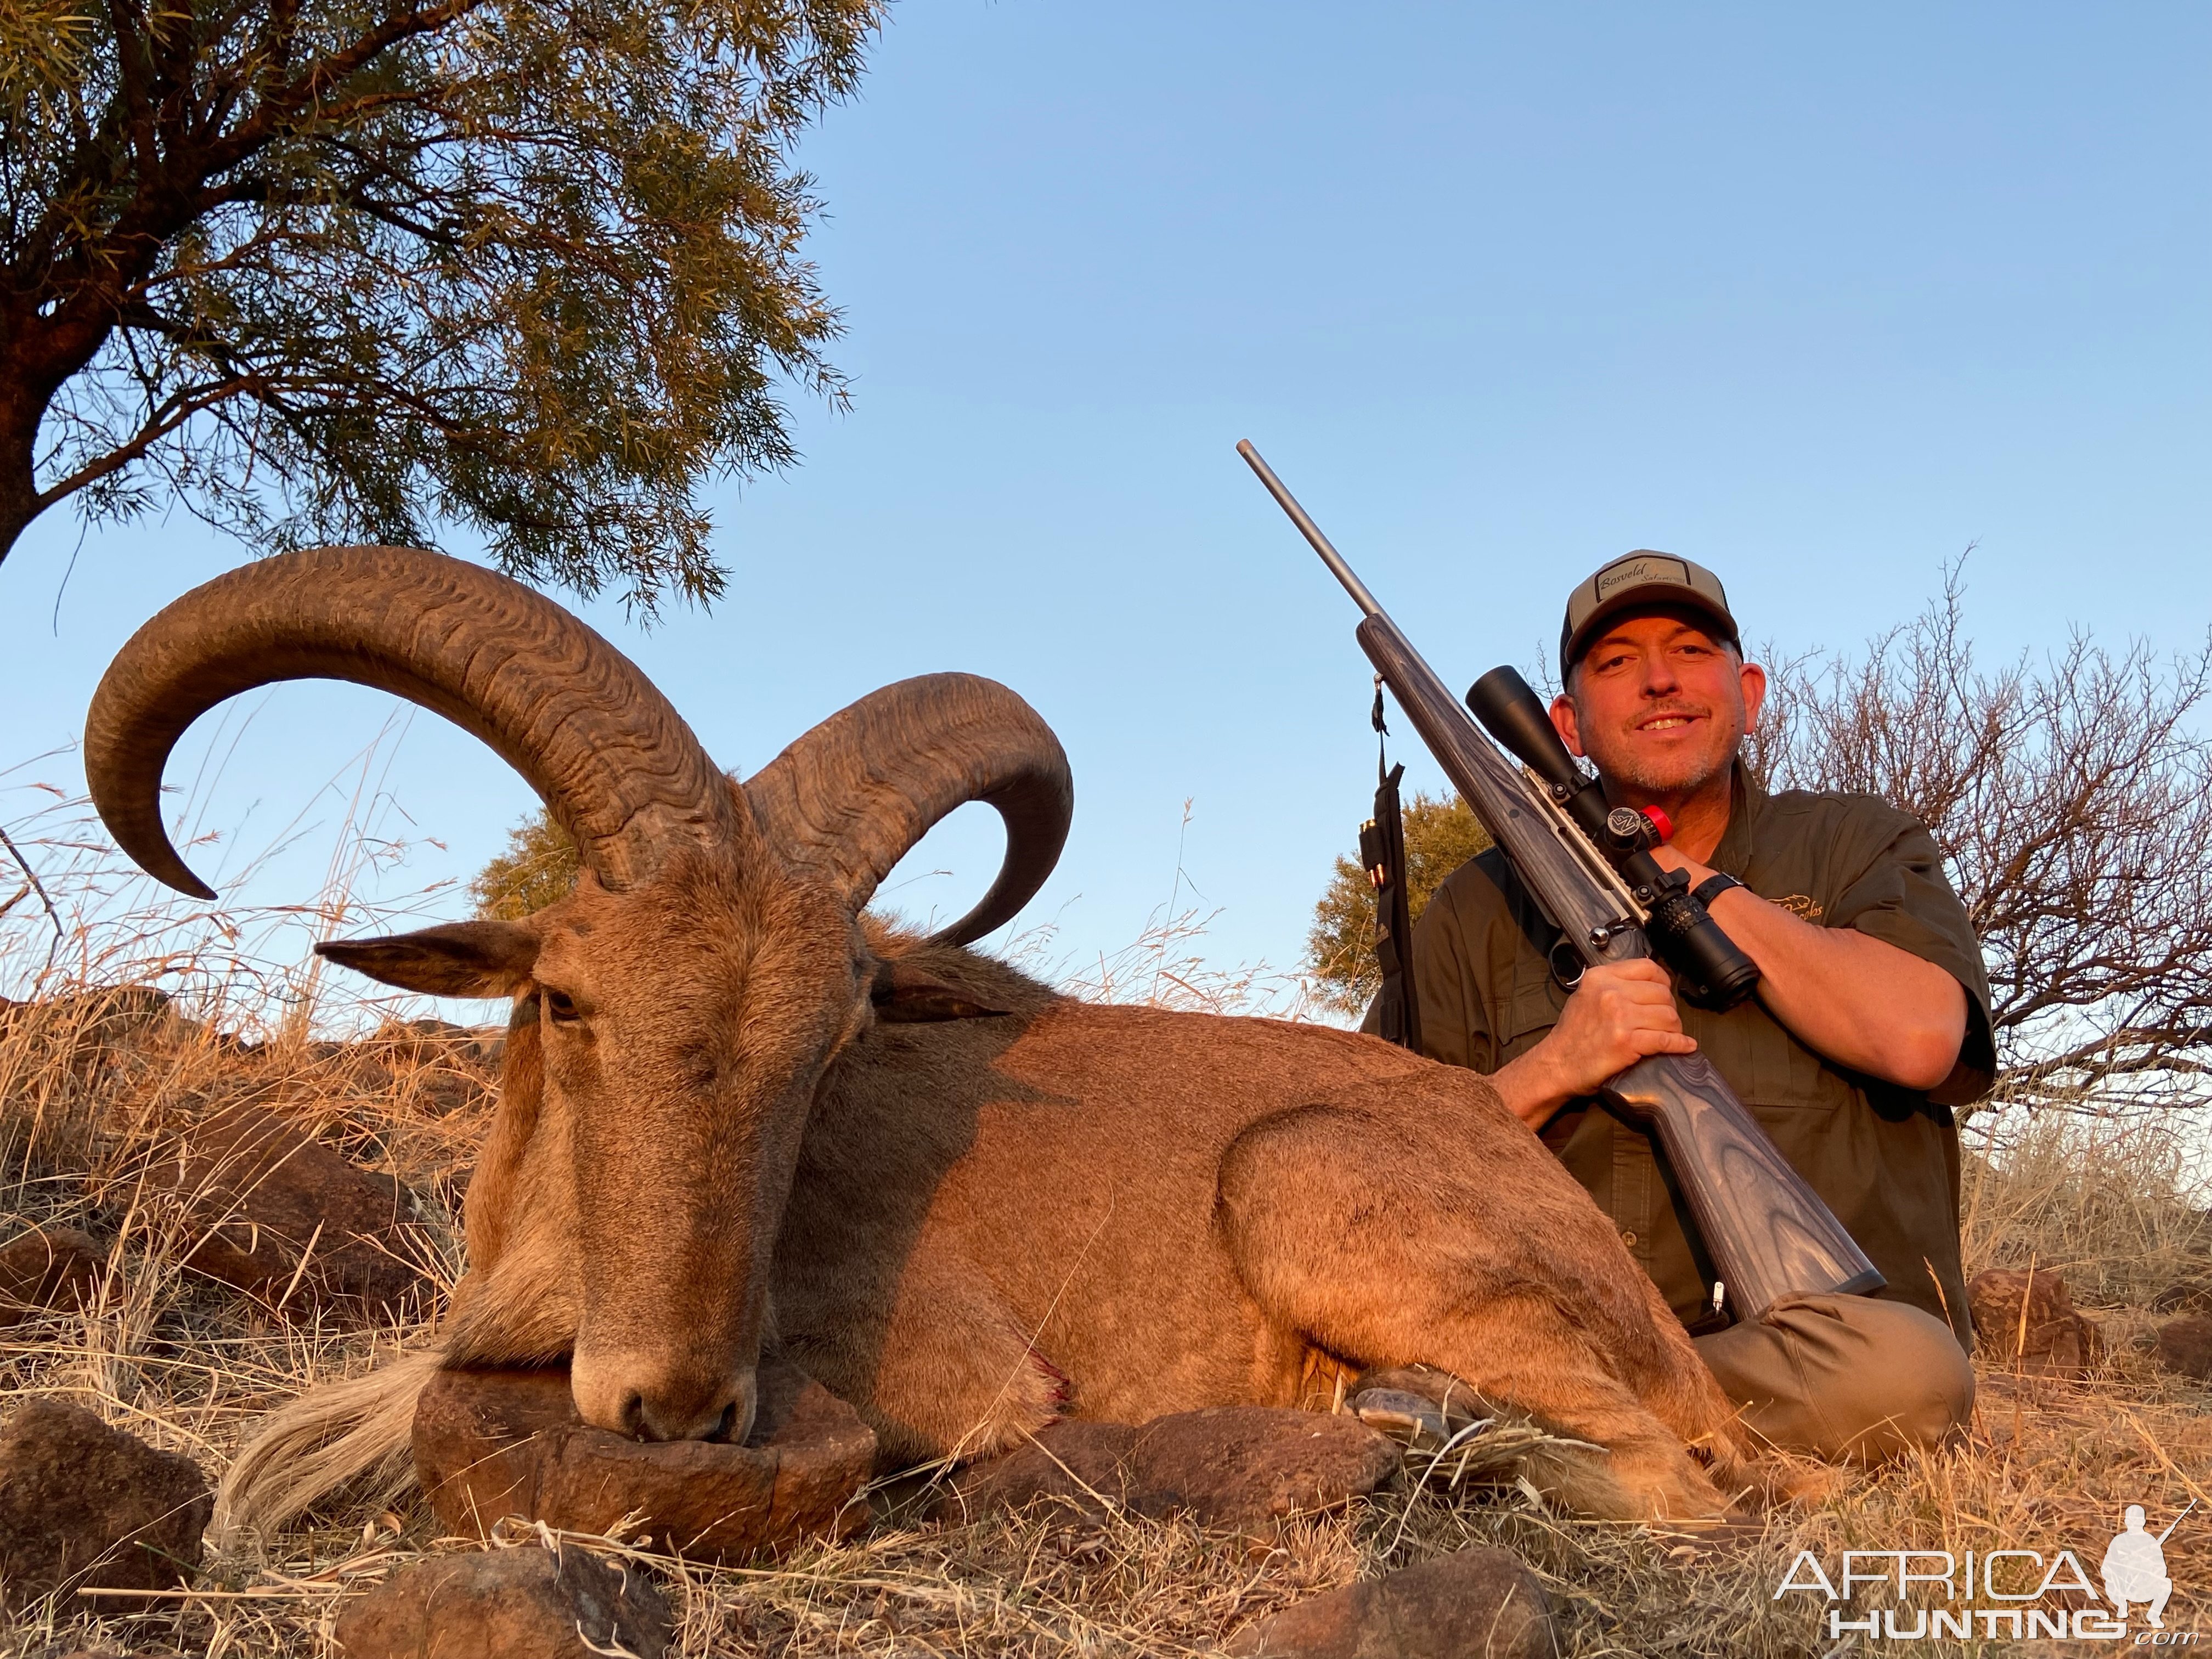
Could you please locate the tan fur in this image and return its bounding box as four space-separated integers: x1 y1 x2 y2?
225 913 1754 1533
778 940 1748 1520
458 997 543 1276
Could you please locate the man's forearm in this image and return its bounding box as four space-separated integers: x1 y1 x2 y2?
1699 883 1966 1088
1491 1046 1575 1130
1483 872 1967 1127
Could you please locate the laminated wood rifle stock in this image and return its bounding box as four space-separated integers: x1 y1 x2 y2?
1238 439 1881 1321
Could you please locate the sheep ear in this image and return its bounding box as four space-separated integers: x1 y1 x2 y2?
870 960 1009 1023
317 922 539 997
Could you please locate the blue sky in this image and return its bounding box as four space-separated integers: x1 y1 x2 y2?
4 2 2208 1009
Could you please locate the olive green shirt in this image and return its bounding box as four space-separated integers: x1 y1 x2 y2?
1396 770 1993 1344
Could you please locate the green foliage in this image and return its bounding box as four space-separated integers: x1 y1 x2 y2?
470 808 578 920
1 0 882 610
1304 791 1492 1018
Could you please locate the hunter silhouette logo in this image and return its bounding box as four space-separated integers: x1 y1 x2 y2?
2104 1500 2191 1628
1774 1500 2196 1641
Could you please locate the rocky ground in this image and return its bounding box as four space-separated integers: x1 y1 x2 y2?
3 986 2211 1657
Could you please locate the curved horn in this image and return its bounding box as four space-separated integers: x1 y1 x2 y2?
744 675 1071 946
86 546 744 899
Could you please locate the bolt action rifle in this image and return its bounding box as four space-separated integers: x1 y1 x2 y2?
1238 439 1881 1322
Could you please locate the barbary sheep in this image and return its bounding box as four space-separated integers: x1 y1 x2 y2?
83 546 1753 1534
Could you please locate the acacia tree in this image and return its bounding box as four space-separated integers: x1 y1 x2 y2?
1 0 879 607
1303 791 1488 1019
470 805 575 919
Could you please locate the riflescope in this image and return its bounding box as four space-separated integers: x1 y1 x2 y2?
1465 667 1762 1012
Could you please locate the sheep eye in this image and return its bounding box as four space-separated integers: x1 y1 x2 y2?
544 990 582 1023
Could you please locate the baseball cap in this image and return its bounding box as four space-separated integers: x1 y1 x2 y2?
1559 551 1739 681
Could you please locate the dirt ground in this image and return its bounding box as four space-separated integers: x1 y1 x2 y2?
3 989 2209 1658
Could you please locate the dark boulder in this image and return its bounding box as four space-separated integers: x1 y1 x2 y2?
2154 1312 2212 1381
332 1543 670 1658
1128 1407 1400 1528
144 1101 430 1314
933 1420 1139 1525
0 1226 104 1327
1968 1267 2104 1378
1224 1545 1558 1658
2151 1276 2212 1316
936 1406 1399 1531
0 1400 210 1607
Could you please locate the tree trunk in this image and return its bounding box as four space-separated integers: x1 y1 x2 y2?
0 304 116 568
0 384 42 569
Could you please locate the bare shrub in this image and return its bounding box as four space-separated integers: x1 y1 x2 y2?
1302 560 2212 1104
1754 560 2212 1111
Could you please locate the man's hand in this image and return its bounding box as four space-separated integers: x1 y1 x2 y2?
1491 960 1697 1130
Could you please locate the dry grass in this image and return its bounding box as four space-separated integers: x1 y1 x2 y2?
7 996 2211 1657
7 781 2212 1656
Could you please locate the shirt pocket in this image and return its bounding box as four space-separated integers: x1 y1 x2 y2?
1494 963 1567 1067
1686 995 1829 1111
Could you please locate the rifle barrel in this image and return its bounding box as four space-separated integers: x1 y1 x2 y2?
2157 1499 2197 1543
1242 440 1884 1317
1237 441 1383 619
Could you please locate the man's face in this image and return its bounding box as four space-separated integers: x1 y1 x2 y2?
1549 610 1765 802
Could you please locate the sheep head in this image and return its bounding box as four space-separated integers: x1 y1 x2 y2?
84 548 1070 1444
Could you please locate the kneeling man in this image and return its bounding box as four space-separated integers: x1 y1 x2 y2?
1388 554 1989 1460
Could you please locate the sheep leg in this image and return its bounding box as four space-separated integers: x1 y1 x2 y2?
1216 1102 1736 1522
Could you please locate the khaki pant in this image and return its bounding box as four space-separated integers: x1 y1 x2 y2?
1694 1293 1974 1463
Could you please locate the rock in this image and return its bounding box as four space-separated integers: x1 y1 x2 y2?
1968 1268 2104 1378
366 1017 499 1067
414 1357 874 1560
934 1421 1139 1524
144 1101 430 1314
0 1399 211 1607
1224 1545 1556 1658
408 1066 493 1119
2154 1313 2212 1380
1128 1407 1400 1528
20 985 177 1037
938 1407 1399 1531
2153 1277 2212 1316
332 1542 670 1659
0 1226 104 1327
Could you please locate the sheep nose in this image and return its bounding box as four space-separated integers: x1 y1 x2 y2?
573 1355 755 1444
632 1381 753 1443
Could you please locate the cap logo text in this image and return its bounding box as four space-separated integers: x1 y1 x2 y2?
1596 556 1690 601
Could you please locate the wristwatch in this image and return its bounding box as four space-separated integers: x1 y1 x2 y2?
1690 871 1746 909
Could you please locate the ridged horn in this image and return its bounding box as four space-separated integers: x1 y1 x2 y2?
85 546 744 899
743 674 1071 946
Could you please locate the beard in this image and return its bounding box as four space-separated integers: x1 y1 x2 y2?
1582 703 1746 803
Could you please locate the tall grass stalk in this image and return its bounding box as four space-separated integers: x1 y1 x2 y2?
6 759 2212 1654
